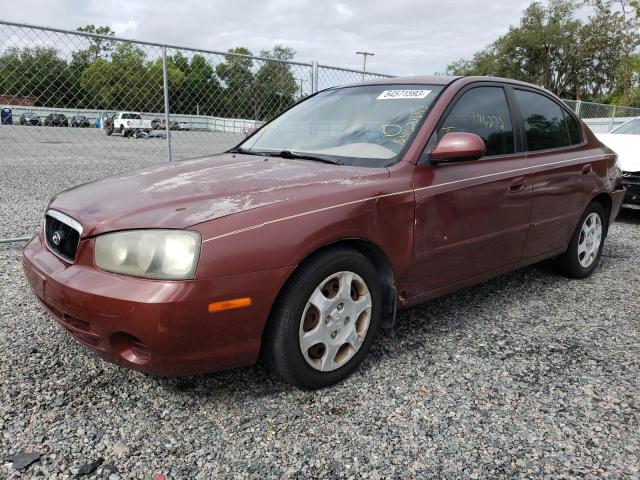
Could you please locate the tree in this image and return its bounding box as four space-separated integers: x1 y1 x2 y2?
74 25 116 62
447 0 639 104
595 0 640 104
0 47 72 107
215 47 255 117
169 53 223 115
80 42 185 112
251 45 298 120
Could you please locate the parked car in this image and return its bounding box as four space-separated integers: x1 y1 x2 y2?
596 117 640 210
70 115 91 128
19 112 41 126
151 118 180 130
44 113 68 127
177 121 191 131
22 76 624 389
105 112 152 136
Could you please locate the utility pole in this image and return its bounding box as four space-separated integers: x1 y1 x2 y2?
356 51 374 80
296 77 306 99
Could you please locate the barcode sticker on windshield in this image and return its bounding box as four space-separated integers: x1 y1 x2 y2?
377 89 431 100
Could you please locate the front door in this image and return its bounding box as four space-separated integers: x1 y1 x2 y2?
410 84 532 294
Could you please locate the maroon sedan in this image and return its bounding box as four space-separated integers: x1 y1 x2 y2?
23 76 624 389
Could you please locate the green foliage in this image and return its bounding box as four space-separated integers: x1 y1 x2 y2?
253 45 299 120
0 26 298 120
0 47 74 107
215 47 256 118
447 0 640 105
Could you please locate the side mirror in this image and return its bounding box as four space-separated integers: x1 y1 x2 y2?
245 127 258 138
431 132 486 163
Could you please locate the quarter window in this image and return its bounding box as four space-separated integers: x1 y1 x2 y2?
564 110 582 145
515 89 571 151
437 86 515 156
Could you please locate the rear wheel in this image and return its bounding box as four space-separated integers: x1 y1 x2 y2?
263 247 383 389
554 201 606 278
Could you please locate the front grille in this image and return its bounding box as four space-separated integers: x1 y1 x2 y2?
45 211 81 262
622 171 640 184
622 171 640 204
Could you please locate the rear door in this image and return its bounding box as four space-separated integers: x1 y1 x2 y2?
512 88 592 259
410 83 532 293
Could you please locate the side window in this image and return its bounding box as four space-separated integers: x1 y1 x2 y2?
437 86 515 156
564 110 582 145
515 89 571 151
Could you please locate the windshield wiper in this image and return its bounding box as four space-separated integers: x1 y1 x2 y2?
230 147 343 165
272 150 343 165
228 147 265 156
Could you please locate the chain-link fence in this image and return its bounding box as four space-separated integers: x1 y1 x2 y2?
2 20 640 242
0 20 391 164
563 99 640 132
2 20 639 163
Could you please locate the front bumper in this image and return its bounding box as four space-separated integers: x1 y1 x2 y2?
22 231 294 376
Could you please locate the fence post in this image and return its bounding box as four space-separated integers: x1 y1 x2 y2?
161 45 172 162
608 105 617 132
311 61 319 93
575 100 582 117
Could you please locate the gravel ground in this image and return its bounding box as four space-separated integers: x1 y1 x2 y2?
1 137 639 478
1 209 639 478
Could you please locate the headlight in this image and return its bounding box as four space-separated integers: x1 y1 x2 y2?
95 230 201 280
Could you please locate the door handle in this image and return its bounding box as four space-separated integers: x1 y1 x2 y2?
509 177 526 193
582 164 593 175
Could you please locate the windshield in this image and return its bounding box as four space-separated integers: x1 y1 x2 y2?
611 118 640 135
239 84 444 167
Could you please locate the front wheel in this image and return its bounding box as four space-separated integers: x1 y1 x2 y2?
554 201 606 278
263 247 383 389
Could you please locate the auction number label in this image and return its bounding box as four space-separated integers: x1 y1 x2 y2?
377 89 432 100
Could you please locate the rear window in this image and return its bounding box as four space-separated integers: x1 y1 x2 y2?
514 89 571 151
122 113 142 119
611 118 640 135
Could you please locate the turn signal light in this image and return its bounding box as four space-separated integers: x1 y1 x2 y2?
208 297 252 313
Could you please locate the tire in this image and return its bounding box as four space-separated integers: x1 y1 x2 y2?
263 247 383 389
554 201 607 278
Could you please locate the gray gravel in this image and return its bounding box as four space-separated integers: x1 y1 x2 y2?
1 137 640 478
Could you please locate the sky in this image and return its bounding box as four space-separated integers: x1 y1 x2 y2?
2 0 532 76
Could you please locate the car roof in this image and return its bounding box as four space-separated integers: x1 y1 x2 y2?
337 75 547 91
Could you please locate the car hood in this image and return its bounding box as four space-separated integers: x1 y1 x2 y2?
596 133 640 172
48 153 389 237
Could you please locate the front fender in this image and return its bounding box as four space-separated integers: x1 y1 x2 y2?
193 180 415 286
